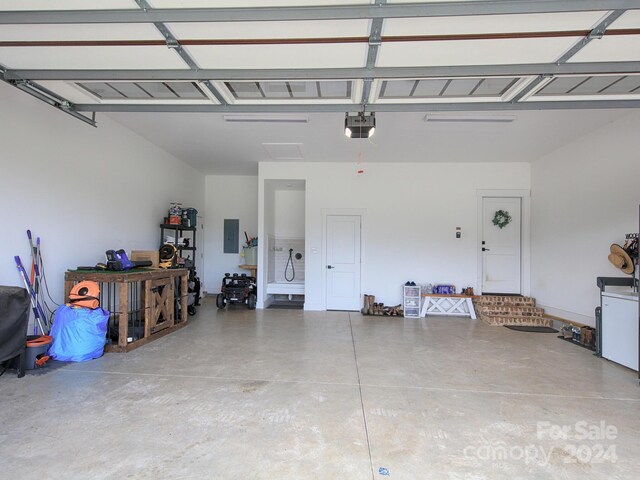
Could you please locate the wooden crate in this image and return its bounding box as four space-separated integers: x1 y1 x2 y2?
64 268 188 353
130 250 160 268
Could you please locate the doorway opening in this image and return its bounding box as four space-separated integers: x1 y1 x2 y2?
264 180 306 307
324 214 362 311
477 191 530 296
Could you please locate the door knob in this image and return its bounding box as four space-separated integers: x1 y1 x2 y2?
327 265 334 269
482 247 490 252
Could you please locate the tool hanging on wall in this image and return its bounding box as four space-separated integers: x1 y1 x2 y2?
18 230 61 335
27 230 37 283
14 255 48 335
22 230 60 334
27 230 42 334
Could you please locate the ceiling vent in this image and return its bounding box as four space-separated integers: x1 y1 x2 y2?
263 143 304 160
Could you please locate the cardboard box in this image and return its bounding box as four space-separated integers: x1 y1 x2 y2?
131 250 160 268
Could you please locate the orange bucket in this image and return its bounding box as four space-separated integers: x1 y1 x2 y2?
25 335 53 369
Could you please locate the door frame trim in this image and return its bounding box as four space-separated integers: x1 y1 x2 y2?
321 209 366 311
476 190 530 296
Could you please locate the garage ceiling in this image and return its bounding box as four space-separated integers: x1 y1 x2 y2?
1 1 639 174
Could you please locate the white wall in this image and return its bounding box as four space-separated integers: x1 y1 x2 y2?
265 185 276 283
272 189 306 283
274 189 305 238
271 237 306 283
0 82 204 310
203 175 258 293
531 111 640 326
258 162 530 310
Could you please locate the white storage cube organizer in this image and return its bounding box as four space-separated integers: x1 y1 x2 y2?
404 285 421 318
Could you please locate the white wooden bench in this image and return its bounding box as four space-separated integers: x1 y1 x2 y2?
420 294 477 319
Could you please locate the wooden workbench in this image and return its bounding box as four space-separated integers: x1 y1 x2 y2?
64 268 188 352
239 264 257 279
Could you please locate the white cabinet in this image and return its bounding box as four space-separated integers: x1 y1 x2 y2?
601 292 639 371
404 285 421 318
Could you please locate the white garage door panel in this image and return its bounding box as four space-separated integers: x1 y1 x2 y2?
377 38 580 67
568 36 640 63
0 46 189 70
382 12 606 36
0 24 164 42
168 19 370 40
0 0 137 10
186 44 368 69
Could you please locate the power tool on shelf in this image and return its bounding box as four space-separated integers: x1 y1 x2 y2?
105 249 151 271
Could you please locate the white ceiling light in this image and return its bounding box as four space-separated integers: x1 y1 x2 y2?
424 113 517 123
223 114 309 123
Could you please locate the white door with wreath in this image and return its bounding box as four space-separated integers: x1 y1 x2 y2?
481 197 521 294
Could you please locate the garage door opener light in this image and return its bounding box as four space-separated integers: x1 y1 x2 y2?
345 112 376 138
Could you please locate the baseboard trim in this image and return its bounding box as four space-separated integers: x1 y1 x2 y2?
538 304 594 328
303 302 323 311
259 295 274 310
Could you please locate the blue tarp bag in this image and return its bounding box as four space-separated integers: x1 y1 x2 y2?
49 305 109 362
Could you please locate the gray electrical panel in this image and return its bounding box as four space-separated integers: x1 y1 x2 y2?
223 219 239 253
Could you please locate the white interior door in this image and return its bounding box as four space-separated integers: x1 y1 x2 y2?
481 197 521 294
326 215 361 310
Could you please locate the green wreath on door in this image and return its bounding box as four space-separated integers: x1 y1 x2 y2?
492 210 512 229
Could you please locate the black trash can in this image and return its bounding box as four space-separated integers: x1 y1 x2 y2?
0 286 31 377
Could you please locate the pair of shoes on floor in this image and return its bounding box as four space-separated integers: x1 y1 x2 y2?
372 302 384 315
362 294 375 315
404 281 416 286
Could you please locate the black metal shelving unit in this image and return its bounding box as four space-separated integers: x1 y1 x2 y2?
160 224 197 269
160 223 201 317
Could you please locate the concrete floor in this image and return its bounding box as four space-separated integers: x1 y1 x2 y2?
1 299 639 480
